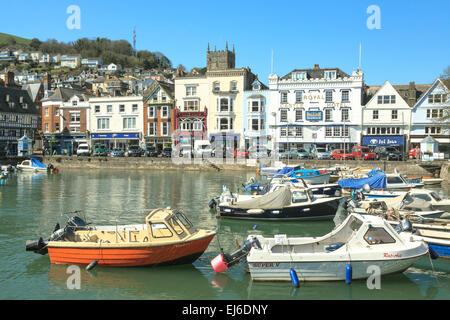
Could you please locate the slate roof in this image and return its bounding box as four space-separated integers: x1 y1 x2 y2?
363 82 432 106
281 67 351 80
0 87 38 114
143 80 174 101
40 87 91 102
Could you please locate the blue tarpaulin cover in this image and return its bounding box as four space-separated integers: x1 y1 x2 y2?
31 158 47 168
338 174 387 190
273 167 295 177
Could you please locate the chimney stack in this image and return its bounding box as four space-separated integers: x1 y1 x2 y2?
314 64 320 69
5 71 15 87
408 81 417 107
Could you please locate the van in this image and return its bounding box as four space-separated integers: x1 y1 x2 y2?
77 144 91 156
93 144 107 156
194 140 212 158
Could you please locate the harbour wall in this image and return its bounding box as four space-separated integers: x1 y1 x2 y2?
2 156 448 182
23 156 449 179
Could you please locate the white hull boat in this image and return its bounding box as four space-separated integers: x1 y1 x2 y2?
212 213 428 281
17 159 47 172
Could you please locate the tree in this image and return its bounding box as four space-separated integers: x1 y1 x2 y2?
441 66 450 79
29 38 42 50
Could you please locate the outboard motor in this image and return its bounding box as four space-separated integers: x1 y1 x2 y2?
208 197 218 209
394 218 413 234
211 236 261 273
25 215 86 254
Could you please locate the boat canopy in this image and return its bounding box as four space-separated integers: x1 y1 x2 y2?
338 173 387 190
273 167 295 177
229 186 293 210
31 158 46 168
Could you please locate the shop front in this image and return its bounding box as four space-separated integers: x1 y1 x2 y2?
91 133 141 151
362 135 405 152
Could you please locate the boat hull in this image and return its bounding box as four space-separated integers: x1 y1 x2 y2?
219 198 341 220
293 173 330 185
48 234 215 267
247 257 422 281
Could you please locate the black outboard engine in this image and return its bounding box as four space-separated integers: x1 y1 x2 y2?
25 215 87 255
208 197 218 209
394 218 413 234
211 236 261 273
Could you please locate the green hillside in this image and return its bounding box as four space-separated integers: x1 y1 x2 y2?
0 32 31 46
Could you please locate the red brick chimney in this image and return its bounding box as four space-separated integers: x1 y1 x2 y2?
314 64 320 69
5 71 15 87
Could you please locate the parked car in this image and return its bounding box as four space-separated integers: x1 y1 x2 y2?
162 147 172 158
110 148 124 157
145 145 158 157
93 144 107 156
314 147 331 160
351 146 376 160
408 147 420 159
331 149 353 160
125 145 143 157
76 143 91 156
234 148 249 159
373 146 403 161
297 148 312 159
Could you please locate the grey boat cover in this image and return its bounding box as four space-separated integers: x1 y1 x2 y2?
229 186 292 210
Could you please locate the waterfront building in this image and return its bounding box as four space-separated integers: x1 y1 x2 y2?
41 86 92 153
0 50 14 62
268 64 364 152
243 78 270 150
174 64 209 146
143 80 175 152
0 72 39 155
175 44 255 149
361 81 420 154
88 95 144 150
410 78 450 158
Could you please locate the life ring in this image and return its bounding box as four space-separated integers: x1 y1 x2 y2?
143 236 149 242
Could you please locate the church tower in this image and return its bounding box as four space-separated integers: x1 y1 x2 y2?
207 42 235 71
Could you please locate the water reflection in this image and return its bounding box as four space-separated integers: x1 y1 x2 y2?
1 169 449 300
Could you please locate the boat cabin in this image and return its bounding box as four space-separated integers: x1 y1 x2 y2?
59 209 198 245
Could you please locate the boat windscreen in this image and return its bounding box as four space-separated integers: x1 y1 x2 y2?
430 192 442 201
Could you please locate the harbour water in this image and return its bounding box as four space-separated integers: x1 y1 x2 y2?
1 169 449 300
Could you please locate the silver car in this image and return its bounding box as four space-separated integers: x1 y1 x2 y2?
315 147 331 159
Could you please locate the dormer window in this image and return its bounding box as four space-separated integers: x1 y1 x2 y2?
292 72 306 80
72 100 78 106
19 96 23 104
5 94 10 102
324 70 337 80
253 83 260 91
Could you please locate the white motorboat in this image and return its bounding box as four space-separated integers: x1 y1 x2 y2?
356 192 446 219
363 189 450 213
421 177 443 185
211 213 428 281
17 158 48 172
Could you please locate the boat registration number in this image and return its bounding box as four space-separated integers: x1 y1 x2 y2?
252 262 280 268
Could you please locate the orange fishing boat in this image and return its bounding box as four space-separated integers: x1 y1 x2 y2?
26 208 216 267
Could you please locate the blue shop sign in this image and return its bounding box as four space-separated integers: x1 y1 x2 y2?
306 111 323 121
362 135 404 146
92 133 140 139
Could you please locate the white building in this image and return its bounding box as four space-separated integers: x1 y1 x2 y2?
268 64 364 152
88 95 144 150
361 80 414 153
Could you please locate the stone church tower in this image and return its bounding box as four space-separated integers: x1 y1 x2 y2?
206 42 235 71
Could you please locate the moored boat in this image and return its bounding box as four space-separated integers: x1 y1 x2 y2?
17 158 48 173
211 213 428 281
26 208 216 267
217 185 341 220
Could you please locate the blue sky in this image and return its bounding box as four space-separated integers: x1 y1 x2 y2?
2 0 449 85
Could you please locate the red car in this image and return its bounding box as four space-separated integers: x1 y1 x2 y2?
331 149 354 160
234 148 248 158
352 146 376 160
408 147 420 159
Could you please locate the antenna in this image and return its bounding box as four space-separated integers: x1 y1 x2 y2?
358 42 362 71
271 48 274 74
133 27 137 56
